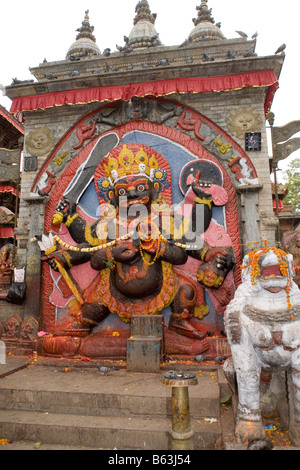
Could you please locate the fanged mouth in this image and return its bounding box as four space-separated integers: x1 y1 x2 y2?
119 197 149 207
261 264 282 278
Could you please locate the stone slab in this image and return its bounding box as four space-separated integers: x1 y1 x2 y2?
0 356 30 378
127 337 163 373
131 315 163 337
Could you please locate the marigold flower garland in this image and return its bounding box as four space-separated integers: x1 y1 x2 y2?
138 219 163 266
241 243 292 312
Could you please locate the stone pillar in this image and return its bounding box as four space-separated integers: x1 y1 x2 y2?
237 185 263 255
21 196 49 321
259 211 278 249
127 315 164 373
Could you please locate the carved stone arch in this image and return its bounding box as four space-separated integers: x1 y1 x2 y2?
32 96 268 361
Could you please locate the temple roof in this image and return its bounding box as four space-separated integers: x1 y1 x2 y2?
66 10 101 59
0 104 24 149
6 0 284 111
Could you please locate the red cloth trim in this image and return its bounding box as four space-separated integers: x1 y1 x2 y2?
10 71 278 116
265 82 279 116
0 185 18 195
0 227 14 238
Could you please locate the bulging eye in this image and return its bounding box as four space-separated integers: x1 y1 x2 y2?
137 184 145 192
118 188 126 196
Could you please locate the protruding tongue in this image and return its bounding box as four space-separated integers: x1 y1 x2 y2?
187 171 228 206
187 173 194 186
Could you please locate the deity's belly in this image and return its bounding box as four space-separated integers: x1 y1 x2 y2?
112 262 163 299
255 346 295 370
241 310 300 368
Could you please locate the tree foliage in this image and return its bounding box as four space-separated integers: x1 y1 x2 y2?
282 157 300 211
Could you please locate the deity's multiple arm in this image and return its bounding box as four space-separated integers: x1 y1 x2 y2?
49 196 191 271
48 194 235 289
188 244 235 288
53 198 99 245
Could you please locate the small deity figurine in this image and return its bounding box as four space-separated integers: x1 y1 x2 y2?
0 244 13 278
41 143 235 344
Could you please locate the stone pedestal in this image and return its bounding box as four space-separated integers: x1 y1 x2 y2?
126 315 164 373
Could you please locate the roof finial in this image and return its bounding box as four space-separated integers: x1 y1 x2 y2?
189 1 225 41
134 0 157 25
193 1 215 26
127 1 160 49
76 9 96 43
66 10 100 59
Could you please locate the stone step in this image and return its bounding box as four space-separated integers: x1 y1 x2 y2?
0 409 221 450
0 366 221 419
0 361 229 450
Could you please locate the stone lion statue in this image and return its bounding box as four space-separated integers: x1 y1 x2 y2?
224 245 300 445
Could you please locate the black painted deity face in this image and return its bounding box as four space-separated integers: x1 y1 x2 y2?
111 175 154 212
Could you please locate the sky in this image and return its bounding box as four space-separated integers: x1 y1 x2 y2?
1 0 300 178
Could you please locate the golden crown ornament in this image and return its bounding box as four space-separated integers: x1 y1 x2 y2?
97 144 169 201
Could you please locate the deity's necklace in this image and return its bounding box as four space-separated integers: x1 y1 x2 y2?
137 219 163 266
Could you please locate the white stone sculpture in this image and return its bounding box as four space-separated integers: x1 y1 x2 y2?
224 245 300 445
238 158 259 186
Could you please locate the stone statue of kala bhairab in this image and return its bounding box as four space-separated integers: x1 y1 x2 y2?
37 143 235 356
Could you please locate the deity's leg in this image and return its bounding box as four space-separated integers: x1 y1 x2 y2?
169 283 206 340
41 302 112 357
231 343 266 444
53 302 110 337
81 302 111 326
